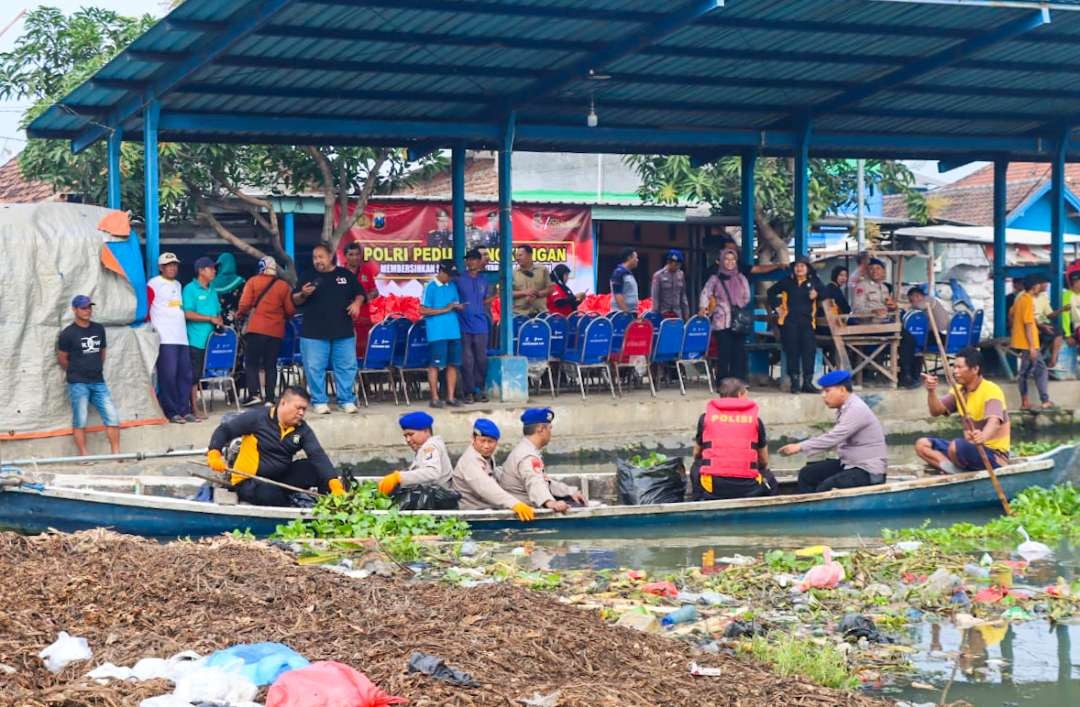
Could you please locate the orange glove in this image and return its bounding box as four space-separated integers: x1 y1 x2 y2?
378 471 401 496
512 501 535 522
328 478 345 496
207 449 227 473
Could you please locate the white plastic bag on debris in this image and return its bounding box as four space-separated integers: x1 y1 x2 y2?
173 665 258 704
88 650 202 684
39 631 92 673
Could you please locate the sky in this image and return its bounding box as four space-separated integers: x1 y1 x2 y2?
0 2 986 189
0 1 164 162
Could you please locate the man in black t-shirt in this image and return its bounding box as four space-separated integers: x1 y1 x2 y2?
57 295 121 456
291 242 365 415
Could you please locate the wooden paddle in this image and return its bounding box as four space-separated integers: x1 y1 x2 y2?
923 307 1012 515
187 461 321 498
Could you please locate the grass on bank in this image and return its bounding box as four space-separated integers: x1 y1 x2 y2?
738 634 860 690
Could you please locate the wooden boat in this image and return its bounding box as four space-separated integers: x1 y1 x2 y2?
1 446 1075 539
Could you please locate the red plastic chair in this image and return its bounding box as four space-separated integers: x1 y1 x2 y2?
611 319 655 396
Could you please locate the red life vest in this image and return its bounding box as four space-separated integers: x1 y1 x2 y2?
700 398 760 480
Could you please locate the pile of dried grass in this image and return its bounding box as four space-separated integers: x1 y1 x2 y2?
0 530 886 706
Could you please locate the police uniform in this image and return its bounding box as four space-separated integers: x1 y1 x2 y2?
401 434 454 488
851 279 893 321
499 409 580 507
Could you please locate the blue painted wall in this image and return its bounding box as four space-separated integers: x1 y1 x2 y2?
1007 184 1080 234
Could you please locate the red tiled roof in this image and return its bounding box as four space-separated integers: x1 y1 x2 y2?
884 161 1080 226
397 155 498 200
0 156 62 203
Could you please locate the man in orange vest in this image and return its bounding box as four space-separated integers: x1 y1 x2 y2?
690 377 776 500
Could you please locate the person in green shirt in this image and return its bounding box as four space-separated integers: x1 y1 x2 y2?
183 256 224 420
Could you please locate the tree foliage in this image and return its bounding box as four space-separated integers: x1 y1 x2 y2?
626 154 928 263
2 6 443 280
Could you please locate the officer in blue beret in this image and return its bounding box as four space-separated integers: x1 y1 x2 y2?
499 409 585 512
451 419 535 521
778 370 889 493
377 411 453 495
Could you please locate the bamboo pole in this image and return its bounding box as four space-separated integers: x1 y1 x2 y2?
187 461 320 498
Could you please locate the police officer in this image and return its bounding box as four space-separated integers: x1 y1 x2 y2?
206 386 345 506
377 411 454 494
691 377 776 500
850 258 896 323
500 408 585 512
451 418 535 521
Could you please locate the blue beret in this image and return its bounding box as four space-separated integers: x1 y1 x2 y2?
473 418 500 440
817 370 852 388
521 408 555 425
868 258 886 268
399 411 434 430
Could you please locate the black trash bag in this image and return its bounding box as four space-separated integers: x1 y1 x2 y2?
391 484 461 510
724 620 767 638
286 491 317 509
839 613 895 644
616 457 686 505
406 651 477 687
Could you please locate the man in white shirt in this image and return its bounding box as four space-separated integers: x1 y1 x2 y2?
147 252 196 423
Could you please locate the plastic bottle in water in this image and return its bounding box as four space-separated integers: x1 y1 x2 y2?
661 605 699 627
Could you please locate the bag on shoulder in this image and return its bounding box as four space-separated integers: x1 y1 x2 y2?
239 276 279 336
720 279 754 334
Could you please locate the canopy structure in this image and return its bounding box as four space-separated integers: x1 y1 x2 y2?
27 0 1080 357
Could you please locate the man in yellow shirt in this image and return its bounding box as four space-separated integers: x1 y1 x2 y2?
915 348 1010 474
1009 274 1052 410
511 245 551 316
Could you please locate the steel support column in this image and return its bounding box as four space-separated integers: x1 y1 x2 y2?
107 128 123 210
284 211 295 263
451 144 466 271
794 121 811 257
499 114 516 356
143 100 160 277
992 159 1008 337
1051 131 1068 308
740 151 756 271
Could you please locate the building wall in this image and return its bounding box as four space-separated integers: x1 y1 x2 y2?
1008 191 1080 235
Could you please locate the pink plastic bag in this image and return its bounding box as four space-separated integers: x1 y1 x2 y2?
266 661 407 707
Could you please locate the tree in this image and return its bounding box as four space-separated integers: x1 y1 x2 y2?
3 6 443 282
626 155 928 264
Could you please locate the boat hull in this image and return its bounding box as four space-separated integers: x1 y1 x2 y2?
1 447 1074 539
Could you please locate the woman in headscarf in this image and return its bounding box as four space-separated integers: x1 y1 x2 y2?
699 248 751 383
767 256 823 394
212 252 246 327
546 264 581 316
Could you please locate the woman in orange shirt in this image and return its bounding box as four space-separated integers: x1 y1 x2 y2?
237 257 297 406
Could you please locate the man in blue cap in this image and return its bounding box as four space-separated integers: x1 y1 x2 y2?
778 370 888 493
650 249 690 320
499 408 585 512
57 295 121 456
451 419 535 521
378 411 453 495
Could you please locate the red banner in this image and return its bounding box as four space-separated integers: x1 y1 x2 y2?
334 201 594 299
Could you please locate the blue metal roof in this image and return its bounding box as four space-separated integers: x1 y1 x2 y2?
26 0 1080 160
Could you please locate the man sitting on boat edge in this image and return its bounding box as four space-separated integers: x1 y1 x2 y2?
778 370 888 493
451 418 536 521
915 347 1010 474
690 377 777 500
500 408 585 513
206 386 345 506
377 411 454 495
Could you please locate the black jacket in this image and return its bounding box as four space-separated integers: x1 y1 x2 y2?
209 407 334 484
767 274 823 324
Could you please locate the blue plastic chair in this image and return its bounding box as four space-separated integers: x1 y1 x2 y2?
389 316 412 367
675 315 714 395
561 316 615 399
649 317 685 392
275 318 303 390
566 312 584 349
197 327 240 415
642 311 663 332
395 321 429 405
969 309 984 347
925 311 972 374
903 309 930 355
547 313 569 359
609 311 633 355
356 321 398 406
517 318 556 397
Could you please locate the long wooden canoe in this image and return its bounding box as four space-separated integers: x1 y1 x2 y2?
1 446 1075 539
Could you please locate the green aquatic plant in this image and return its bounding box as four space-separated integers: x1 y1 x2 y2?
270 482 470 560
1012 440 1076 457
882 483 1080 551
627 452 669 468
740 635 860 690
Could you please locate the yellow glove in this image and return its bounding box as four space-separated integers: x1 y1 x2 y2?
512 501 535 522
207 449 227 473
378 471 401 496
328 478 345 496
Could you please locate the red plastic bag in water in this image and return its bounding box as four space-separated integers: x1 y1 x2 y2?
266 661 407 707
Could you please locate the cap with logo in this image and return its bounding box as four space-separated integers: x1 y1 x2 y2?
158 252 181 266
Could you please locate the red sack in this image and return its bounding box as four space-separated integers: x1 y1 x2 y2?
641 580 679 598
578 293 612 315
266 661 407 707
636 298 653 316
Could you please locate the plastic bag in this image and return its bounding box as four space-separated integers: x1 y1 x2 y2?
616 457 686 505
39 631 92 673
172 665 258 704
205 642 309 686
391 484 461 510
266 660 407 707
407 651 477 687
